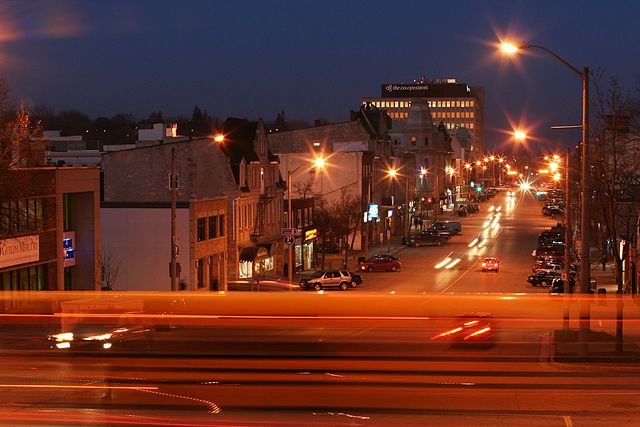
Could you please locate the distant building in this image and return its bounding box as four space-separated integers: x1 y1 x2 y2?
101 118 285 290
268 106 393 251
361 77 485 154
0 167 101 290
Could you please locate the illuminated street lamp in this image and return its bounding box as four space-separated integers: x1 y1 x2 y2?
514 130 527 141
213 134 225 143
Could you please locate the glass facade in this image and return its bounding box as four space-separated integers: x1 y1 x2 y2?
0 265 47 290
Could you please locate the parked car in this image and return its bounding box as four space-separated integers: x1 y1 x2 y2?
432 220 462 235
428 223 452 238
340 270 362 288
527 271 561 287
407 230 448 247
481 257 500 272
300 270 352 291
467 204 479 213
542 205 564 216
359 256 401 272
549 277 597 294
315 241 339 254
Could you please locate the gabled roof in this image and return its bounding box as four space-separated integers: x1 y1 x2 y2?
219 118 259 164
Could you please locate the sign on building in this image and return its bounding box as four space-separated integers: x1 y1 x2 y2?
0 235 40 269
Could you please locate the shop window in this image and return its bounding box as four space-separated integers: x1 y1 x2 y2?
197 218 206 242
197 258 205 288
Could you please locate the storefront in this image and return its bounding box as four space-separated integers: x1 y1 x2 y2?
238 244 275 279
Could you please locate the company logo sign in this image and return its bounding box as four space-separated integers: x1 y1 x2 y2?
381 83 429 98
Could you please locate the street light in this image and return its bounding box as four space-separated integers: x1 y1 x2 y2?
514 130 527 141
213 134 225 143
501 39 590 298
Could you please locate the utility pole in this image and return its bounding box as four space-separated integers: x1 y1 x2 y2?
287 169 293 285
563 147 572 331
578 67 590 357
170 146 178 291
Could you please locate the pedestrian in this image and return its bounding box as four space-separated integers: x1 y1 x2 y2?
601 254 607 271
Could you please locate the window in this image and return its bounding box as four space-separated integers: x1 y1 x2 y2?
197 218 206 242
424 137 428 146
410 136 417 146
208 216 218 239
469 112 475 118
197 258 204 288
470 100 475 107
470 123 475 129
446 101 451 108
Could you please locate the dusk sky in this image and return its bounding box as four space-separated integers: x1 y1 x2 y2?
2 0 639 150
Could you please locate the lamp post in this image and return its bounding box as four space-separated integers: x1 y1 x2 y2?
501 41 590 295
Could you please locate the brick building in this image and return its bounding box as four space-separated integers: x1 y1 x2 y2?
0 167 100 290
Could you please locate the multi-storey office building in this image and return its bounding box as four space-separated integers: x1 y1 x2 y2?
361 78 484 154
0 167 101 291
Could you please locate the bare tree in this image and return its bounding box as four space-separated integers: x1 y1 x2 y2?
591 74 640 293
293 175 314 198
330 189 361 266
98 251 122 291
0 78 46 239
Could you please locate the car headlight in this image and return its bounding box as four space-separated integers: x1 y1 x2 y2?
49 332 74 342
83 333 113 341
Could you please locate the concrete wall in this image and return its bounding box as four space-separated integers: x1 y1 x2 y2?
101 207 190 291
55 168 101 290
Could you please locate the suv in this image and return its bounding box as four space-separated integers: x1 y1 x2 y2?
339 270 362 288
407 230 447 247
300 270 351 291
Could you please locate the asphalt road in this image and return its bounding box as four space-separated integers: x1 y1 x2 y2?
358 189 560 293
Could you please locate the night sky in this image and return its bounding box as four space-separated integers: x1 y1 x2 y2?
2 0 639 150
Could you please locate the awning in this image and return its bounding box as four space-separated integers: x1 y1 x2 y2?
239 246 271 262
239 247 259 262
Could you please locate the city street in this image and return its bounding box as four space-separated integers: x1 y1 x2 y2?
358 188 559 294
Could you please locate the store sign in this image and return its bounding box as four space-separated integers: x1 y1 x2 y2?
0 235 39 269
305 229 317 241
368 204 379 219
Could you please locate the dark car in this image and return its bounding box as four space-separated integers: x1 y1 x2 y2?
315 241 339 254
527 271 561 287
48 324 154 352
467 204 479 213
549 277 597 294
428 223 452 238
542 205 564 216
407 230 447 247
340 270 362 288
359 256 401 272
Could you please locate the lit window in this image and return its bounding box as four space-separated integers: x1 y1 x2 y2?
394 101 399 108
436 101 441 108
446 101 451 108
408 101 411 107
427 101 432 107
456 112 461 118
470 112 474 118
470 101 475 107
470 123 474 129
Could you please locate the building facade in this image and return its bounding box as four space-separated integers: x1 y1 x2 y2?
0 167 100 291
362 77 484 154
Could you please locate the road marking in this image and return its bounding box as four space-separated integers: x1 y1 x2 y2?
563 415 573 427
